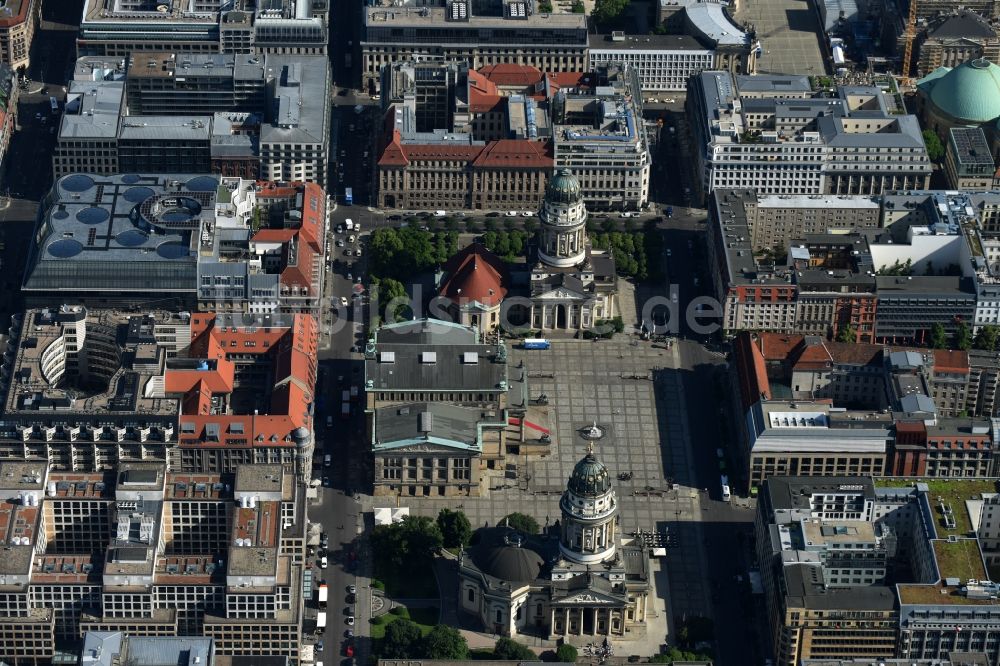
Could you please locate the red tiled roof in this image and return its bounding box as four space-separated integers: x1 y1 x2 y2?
473 139 553 168
478 63 545 87
167 314 318 448
438 244 510 306
378 128 409 167
733 331 771 411
933 349 970 374
468 69 504 113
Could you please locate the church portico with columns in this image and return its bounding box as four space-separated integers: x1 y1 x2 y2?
528 169 618 332
457 446 649 643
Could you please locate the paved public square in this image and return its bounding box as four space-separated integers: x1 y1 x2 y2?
369 337 719 653
735 0 827 76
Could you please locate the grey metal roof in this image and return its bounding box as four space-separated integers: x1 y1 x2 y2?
763 476 876 511
783 563 896 610
59 80 124 139
366 341 507 392
374 319 480 346
374 401 495 452
81 632 124 666
259 56 330 146
118 116 211 142
121 635 213 666
927 9 996 39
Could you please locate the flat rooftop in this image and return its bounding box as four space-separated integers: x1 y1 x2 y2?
127 52 265 82
802 519 877 547
755 193 881 210
2 306 184 418
23 173 222 295
589 33 708 51
364 4 587 30
876 478 997 535
234 465 286 495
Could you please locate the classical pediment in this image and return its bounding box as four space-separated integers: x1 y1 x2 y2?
535 287 588 301
375 442 476 454
550 590 626 606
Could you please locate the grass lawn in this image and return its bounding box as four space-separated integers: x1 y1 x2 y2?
370 606 440 640
876 478 997 535
374 560 439 599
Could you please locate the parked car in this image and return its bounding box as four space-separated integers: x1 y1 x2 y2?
433 210 447 217
340 296 349 307
505 211 518 217
320 556 328 568
346 616 355 626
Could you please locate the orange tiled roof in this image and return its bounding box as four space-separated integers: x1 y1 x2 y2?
438 244 510 306
167 313 318 448
473 139 552 168
932 349 970 374
478 63 545 87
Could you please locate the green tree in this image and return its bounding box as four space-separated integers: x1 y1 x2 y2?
923 129 944 161
493 637 536 660
437 508 473 548
601 217 617 233
571 0 584 11
371 515 444 570
974 324 1000 351
381 618 423 658
954 322 973 351
835 325 857 343
591 0 629 25
555 644 578 662
502 512 540 534
422 625 469 659
377 277 410 322
929 322 948 349
483 218 499 233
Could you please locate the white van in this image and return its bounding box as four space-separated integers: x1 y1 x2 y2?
344 218 354 231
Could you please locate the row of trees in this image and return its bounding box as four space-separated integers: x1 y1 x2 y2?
368 228 459 283
372 511 540 570
927 322 1000 352
378 620 577 662
481 230 530 262
590 231 661 281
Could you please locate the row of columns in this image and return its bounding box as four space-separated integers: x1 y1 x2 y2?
550 606 623 638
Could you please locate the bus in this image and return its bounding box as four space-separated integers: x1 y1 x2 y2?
720 475 731 502
50 96 59 115
523 338 551 350
317 584 328 609
344 187 353 205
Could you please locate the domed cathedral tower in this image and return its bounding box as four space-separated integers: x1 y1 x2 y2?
528 169 618 332
559 446 618 564
538 169 588 268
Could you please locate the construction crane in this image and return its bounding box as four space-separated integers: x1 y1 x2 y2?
901 0 918 86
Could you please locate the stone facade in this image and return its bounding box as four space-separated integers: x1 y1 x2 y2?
457 449 649 642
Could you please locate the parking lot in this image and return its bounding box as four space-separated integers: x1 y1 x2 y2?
735 0 827 76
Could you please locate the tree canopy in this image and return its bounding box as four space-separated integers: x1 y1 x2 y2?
929 323 948 350
421 625 469 659
502 512 540 534
555 644 578 662
381 618 424 658
437 508 473 548
922 129 944 161
954 322 972 351
368 228 459 282
371 515 444 570
493 637 536 660
835 325 857 344
975 324 1000 351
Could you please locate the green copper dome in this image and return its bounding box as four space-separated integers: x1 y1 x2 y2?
923 58 1000 124
568 451 611 497
546 169 582 205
